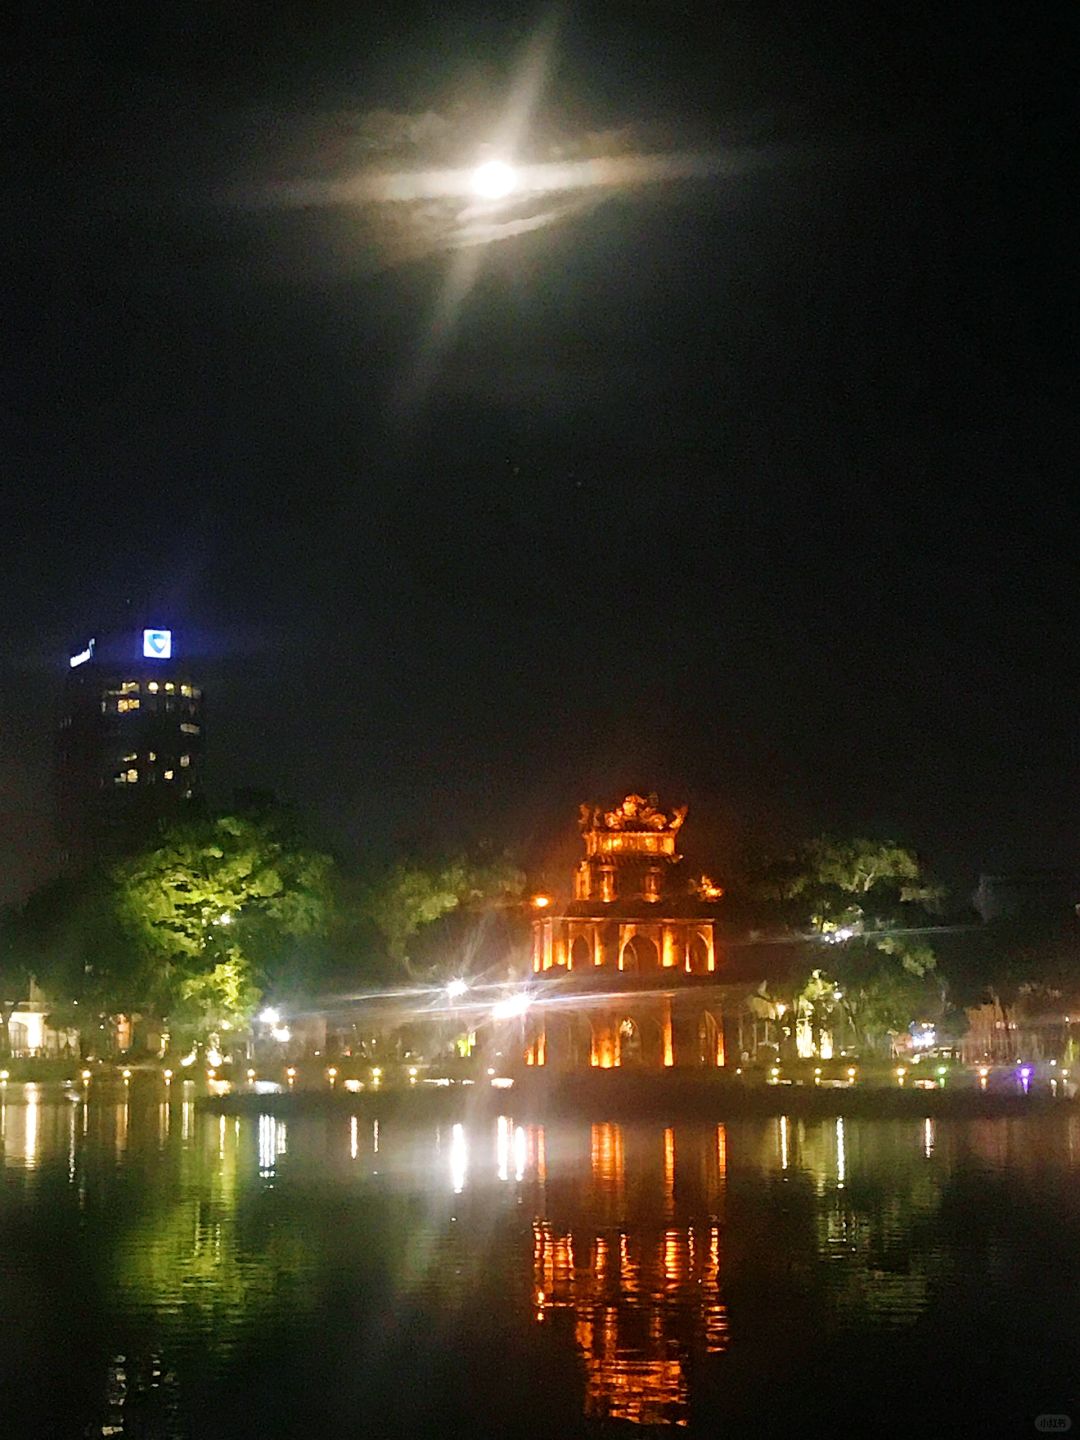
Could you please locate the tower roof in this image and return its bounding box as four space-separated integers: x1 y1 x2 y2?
579 793 687 862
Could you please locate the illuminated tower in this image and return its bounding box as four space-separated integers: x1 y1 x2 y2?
56 626 205 863
528 795 725 1068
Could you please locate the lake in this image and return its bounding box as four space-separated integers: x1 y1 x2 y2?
1 1082 1077 1438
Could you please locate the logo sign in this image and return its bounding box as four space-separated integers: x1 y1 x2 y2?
1035 1419 1073 1434
69 639 95 669
143 629 172 660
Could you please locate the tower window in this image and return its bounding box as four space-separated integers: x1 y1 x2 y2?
180 754 191 768
125 769 138 784
148 751 156 762
117 698 140 713
147 682 159 693
163 770 175 781
165 682 175 693
180 684 193 697
180 722 200 735
120 681 139 694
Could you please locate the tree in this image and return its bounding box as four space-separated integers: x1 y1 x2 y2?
362 850 525 975
752 837 945 1055
820 937 939 1054
111 812 336 1040
0 872 146 1052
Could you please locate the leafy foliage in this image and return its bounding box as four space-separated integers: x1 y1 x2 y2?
741 837 945 1051
362 851 525 972
111 813 336 1033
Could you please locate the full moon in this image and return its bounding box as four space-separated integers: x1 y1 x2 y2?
470 159 517 200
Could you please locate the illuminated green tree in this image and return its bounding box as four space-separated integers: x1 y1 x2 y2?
112 813 335 1037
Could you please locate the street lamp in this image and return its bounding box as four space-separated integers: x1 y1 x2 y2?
492 992 531 1022
470 159 517 200
446 978 469 1001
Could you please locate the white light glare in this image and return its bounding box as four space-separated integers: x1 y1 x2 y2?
470 159 517 200
492 992 531 1021
446 978 469 1000
259 1008 280 1027
271 1026 291 1043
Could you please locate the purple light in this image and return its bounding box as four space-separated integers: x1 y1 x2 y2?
1020 1066 1032 1079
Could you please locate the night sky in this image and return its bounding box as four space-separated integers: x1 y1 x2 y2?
2 2 1075 903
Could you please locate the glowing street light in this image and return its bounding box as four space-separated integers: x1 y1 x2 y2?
470 159 517 200
446 978 469 1001
531 894 553 910
259 1007 280 1027
492 992 531 1021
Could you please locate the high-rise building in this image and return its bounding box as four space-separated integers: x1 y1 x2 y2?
56 626 205 863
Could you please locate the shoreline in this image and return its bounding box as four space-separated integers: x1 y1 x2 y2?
199 1073 1073 1122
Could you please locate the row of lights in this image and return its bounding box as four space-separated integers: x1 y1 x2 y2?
764 1062 1069 1088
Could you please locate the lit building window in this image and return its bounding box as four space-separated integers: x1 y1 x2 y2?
126 769 138 784
122 753 137 763
117 698 140 713
148 751 156 761
180 754 191 768
163 769 175 781
165 682 175 693
120 680 139 694
147 682 159 693
180 684 193 697
180 722 200 735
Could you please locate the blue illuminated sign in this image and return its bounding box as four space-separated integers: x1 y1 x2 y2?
143 629 172 660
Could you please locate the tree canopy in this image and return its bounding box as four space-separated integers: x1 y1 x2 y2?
736 836 945 1053
111 812 336 1033
361 850 525 975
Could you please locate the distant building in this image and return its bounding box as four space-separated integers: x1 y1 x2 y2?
972 870 1080 923
524 794 726 1069
7 978 78 1057
56 626 205 864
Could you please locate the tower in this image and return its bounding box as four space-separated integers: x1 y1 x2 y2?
527 795 725 1068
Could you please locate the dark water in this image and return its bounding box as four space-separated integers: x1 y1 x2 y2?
1 1084 1078 1438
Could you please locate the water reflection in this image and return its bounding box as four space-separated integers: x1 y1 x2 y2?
257 1113 287 1179
449 1121 467 1193
533 1122 729 1427
3 1095 1080 1437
